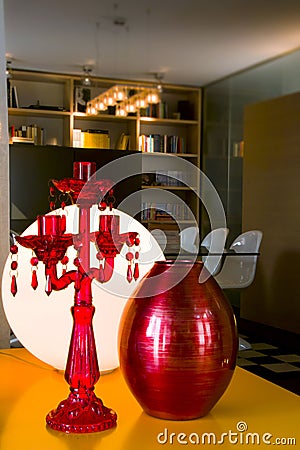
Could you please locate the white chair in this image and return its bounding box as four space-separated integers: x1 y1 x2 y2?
179 226 199 253
201 227 229 275
214 230 262 289
214 230 263 351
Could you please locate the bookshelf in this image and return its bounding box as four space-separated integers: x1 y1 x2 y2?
139 87 201 251
7 70 71 146
7 69 201 246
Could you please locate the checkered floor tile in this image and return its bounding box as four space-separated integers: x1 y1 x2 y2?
237 336 300 395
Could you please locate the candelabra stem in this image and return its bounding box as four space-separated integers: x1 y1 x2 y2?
78 205 91 272
46 275 117 433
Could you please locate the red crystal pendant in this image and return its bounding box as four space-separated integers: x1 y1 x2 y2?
133 262 139 280
127 264 133 283
45 275 52 296
31 269 38 290
11 274 17 296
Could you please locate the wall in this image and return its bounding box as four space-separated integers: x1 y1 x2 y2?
0 0 10 348
242 92 300 334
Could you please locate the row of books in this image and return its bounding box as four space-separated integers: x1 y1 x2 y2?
155 171 189 187
9 124 44 145
139 134 185 153
141 202 193 221
73 129 111 149
139 101 168 119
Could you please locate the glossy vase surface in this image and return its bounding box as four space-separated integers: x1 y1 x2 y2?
119 260 238 420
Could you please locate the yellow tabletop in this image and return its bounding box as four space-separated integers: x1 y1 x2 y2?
0 348 299 449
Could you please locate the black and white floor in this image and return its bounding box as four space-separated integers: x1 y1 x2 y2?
237 336 300 395
235 308 300 396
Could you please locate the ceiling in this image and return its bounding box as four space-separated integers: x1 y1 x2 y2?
4 0 300 86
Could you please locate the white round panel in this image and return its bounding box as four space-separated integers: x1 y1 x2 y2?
2 205 164 372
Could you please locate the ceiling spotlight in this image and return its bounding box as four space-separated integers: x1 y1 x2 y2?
6 59 13 79
82 66 92 86
155 73 164 93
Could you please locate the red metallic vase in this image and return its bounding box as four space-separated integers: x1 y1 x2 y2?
119 260 238 420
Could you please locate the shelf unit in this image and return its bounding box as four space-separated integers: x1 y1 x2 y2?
7 69 201 250
7 70 72 146
138 86 200 251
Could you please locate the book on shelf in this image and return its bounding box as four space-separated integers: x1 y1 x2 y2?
140 101 168 119
167 135 185 153
115 133 130 150
141 201 193 221
73 129 82 148
9 124 44 145
11 85 19 108
7 79 19 108
11 136 34 144
156 171 188 187
155 211 174 221
139 134 185 153
73 128 111 149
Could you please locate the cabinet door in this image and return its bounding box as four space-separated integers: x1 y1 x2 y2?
10 144 74 233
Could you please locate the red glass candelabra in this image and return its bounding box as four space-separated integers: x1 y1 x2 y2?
9 162 140 433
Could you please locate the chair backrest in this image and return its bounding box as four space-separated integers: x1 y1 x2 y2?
200 228 229 275
230 230 262 253
201 227 229 250
150 229 167 252
179 226 199 253
214 230 263 289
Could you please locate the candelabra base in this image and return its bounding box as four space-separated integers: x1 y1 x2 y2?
46 388 117 433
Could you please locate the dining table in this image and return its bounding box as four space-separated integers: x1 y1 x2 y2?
0 348 299 450
166 247 260 257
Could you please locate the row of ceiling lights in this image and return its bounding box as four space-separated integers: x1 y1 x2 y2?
82 66 163 117
86 84 160 116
